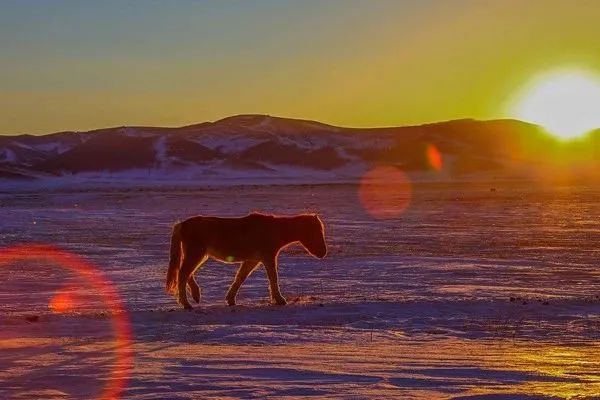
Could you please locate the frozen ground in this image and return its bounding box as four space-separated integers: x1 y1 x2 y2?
0 182 599 399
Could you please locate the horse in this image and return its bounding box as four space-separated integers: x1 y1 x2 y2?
165 213 327 310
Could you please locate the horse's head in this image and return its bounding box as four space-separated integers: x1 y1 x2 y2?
298 214 327 259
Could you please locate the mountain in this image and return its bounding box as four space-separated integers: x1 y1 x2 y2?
0 115 598 184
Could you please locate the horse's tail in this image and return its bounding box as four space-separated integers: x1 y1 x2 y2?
166 222 183 294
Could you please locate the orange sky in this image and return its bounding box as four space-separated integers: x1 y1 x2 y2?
2 1 600 135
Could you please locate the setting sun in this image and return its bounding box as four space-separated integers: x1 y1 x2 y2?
510 69 600 139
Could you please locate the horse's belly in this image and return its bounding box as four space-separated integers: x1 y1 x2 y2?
206 245 261 264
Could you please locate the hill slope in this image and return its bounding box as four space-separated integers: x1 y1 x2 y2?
0 115 597 184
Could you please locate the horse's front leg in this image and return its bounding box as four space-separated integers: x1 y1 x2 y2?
226 260 259 306
188 275 201 304
177 260 194 310
264 256 287 305
187 257 207 304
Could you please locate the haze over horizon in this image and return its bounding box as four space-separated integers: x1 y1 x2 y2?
3 1 600 135
0 112 557 137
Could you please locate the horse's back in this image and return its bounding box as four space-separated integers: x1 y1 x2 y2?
179 214 278 259
181 213 274 232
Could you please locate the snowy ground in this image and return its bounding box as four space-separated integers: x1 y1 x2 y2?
0 182 599 399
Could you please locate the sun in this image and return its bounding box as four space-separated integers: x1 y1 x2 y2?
509 69 600 139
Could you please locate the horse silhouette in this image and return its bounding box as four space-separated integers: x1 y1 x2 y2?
166 213 327 309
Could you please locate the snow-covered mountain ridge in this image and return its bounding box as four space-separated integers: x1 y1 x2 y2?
0 114 598 183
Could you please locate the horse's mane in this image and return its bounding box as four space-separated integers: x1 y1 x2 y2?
247 211 276 218
247 212 318 220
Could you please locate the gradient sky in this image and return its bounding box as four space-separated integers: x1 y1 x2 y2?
2 0 600 135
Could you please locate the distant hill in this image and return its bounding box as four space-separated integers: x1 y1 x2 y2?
0 115 598 184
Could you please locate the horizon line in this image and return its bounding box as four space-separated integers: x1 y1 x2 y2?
1 114 540 137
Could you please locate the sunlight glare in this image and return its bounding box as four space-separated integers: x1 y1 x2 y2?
510 69 600 139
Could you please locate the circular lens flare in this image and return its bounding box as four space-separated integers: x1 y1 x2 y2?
0 245 133 400
359 166 412 219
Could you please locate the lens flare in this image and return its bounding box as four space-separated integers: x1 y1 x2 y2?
358 166 412 219
426 144 443 171
49 291 77 313
0 245 133 400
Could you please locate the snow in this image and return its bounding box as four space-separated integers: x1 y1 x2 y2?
32 141 73 154
0 162 373 192
153 136 168 168
257 115 274 129
0 183 599 399
0 148 17 163
196 135 268 153
7 141 34 151
9 140 73 155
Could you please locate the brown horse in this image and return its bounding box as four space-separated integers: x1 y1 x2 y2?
166 213 327 309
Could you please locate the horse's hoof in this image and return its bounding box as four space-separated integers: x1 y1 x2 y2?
273 297 287 306
226 297 236 306
183 304 193 311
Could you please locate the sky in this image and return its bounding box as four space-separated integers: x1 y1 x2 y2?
2 0 600 135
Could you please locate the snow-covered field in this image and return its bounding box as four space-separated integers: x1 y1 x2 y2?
1 182 599 399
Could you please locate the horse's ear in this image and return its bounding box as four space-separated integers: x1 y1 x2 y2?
305 212 322 223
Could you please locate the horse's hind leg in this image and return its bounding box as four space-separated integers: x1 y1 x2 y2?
226 260 259 306
178 247 206 310
188 257 207 304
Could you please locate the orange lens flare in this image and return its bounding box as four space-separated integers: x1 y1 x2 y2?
426 144 443 171
49 291 77 313
358 166 413 219
0 245 133 400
